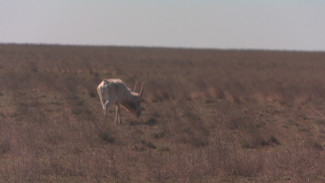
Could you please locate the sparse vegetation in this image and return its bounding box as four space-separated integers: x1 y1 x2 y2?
0 44 324 182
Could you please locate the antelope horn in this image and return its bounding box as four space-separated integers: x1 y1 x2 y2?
133 80 138 92
139 82 144 97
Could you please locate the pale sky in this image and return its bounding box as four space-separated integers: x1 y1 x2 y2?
1 0 325 51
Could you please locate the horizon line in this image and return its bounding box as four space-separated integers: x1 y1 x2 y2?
1 42 324 53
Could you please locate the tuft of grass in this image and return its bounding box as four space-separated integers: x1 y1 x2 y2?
0 138 11 155
140 139 157 149
98 130 115 144
144 118 158 126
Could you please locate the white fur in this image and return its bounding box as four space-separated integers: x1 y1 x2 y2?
97 79 144 124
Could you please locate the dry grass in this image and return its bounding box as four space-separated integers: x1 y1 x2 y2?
0 44 325 182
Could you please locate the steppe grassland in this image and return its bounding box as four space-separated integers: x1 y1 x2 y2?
0 44 324 182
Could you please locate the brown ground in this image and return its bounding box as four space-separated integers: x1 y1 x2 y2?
0 44 324 182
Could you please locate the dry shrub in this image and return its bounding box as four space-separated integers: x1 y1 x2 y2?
242 129 280 149
208 87 225 99
190 91 206 99
228 109 280 149
98 130 115 144
225 150 264 177
0 138 11 155
206 129 265 178
146 81 171 102
263 147 325 182
171 98 210 147
145 151 172 182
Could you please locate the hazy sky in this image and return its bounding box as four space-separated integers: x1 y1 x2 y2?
1 0 325 51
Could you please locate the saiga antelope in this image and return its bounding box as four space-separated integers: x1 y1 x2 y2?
97 79 144 124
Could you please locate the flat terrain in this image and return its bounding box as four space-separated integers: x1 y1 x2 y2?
0 44 325 182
